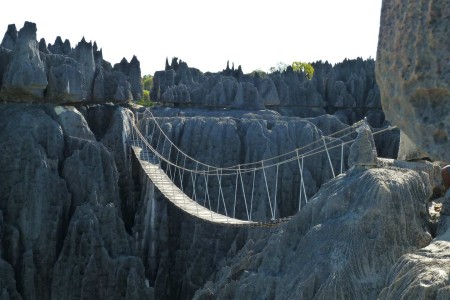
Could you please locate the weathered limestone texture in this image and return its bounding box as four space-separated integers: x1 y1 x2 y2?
0 104 153 299
151 58 385 127
0 22 143 103
376 0 450 161
193 168 432 299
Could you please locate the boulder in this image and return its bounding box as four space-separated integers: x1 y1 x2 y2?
53 106 96 140
376 0 450 162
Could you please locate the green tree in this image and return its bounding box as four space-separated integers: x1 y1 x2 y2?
142 74 153 91
291 61 314 80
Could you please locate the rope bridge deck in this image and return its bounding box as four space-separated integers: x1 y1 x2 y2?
128 109 396 227
131 142 258 226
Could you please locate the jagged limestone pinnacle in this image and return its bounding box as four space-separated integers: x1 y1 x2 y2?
348 118 378 168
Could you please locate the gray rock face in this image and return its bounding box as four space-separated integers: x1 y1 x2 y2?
193 167 432 299
348 121 378 168
376 0 450 162
0 103 152 299
1 21 48 100
143 109 354 221
379 214 450 299
151 58 383 127
0 24 17 50
0 22 143 103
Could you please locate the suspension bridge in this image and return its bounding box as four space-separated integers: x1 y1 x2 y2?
127 109 393 227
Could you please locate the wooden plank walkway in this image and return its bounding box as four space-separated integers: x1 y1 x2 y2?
131 144 257 226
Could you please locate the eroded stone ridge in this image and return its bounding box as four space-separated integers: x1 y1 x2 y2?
151 57 385 127
0 21 143 104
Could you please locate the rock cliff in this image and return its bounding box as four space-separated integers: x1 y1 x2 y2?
376 0 449 162
0 103 152 299
193 167 434 299
151 58 385 128
0 22 143 103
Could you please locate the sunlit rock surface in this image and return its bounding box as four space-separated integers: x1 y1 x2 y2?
376 0 450 162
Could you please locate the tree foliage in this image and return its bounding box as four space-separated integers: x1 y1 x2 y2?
291 61 315 80
138 74 154 106
142 74 153 91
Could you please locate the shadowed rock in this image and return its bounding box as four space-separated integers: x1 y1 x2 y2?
0 24 17 50
151 58 384 127
0 22 143 103
1 21 48 100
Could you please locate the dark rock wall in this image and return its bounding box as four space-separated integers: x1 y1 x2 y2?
0 103 152 299
0 22 143 104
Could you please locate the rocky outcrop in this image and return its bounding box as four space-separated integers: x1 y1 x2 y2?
151 58 384 127
1 22 48 99
0 21 143 103
193 167 432 299
379 188 450 299
376 0 450 162
0 103 152 299
348 121 378 168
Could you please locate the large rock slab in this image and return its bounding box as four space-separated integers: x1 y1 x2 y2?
376 0 450 162
193 167 432 299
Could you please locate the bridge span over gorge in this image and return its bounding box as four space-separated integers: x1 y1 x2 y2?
127 110 394 227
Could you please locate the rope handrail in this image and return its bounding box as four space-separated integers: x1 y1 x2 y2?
129 111 397 176
129 109 398 225
139 107 364 171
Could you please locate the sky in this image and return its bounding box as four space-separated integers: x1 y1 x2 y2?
0 0 382 75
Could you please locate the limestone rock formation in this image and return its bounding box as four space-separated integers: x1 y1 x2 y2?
0 22 143 104
0 103 153 298
151 58 383 127
1 21 48 100
193 167 432 299
0 24 17 50
348 120 378 168
378 230 450 298
376 0 450 162
379 201 450 300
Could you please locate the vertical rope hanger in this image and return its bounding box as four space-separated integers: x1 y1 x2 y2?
233 168 239 218
129 111 385 225
238 165 251 221
272 164 279 220
296 150 308 211
250 169 256 221
322 137 336 178
262 161 275 220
